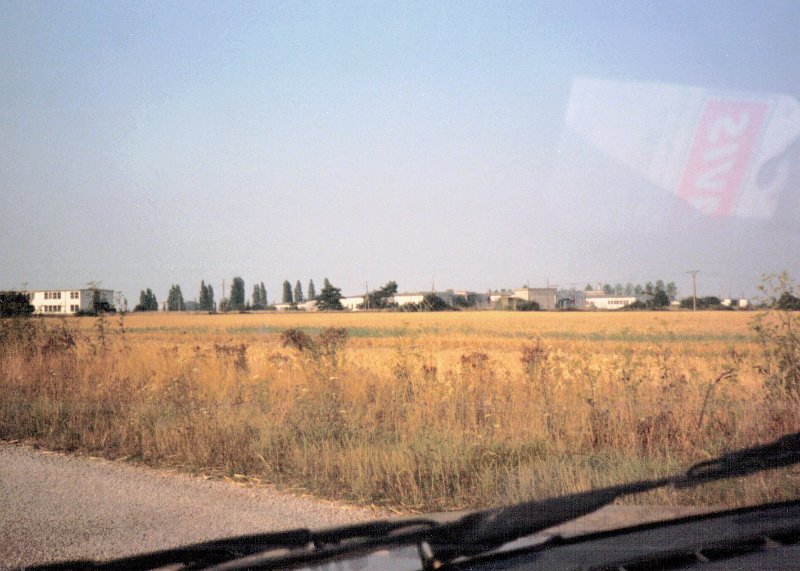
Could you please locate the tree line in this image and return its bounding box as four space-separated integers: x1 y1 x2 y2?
132 277 345 312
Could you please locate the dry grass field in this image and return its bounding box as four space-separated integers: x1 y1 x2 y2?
1 309 798 512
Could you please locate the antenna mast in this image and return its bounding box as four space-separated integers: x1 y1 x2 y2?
686 270 700 311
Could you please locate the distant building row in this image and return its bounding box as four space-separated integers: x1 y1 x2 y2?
274 287 660 312
18 286 749 314
274 289 495 311
275 287 561 311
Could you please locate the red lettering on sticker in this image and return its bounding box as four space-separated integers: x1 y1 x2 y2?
677 99 768 216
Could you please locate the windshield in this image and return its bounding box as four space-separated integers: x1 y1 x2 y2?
1 1 799 567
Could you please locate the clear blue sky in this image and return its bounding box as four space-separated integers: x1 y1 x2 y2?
2 1 799 304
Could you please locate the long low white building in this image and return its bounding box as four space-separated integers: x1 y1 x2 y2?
340 296 365 311
584 291 652 310
393 291 459 307
25 289 115 314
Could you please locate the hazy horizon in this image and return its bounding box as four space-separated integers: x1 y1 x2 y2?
3 1 799 304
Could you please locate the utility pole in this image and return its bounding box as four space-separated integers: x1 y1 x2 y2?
687 270 699 311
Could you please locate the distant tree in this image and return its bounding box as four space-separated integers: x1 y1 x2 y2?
134 288 158 311
624 283 634 296
307 279 316 301
645 282 654 296
252 284 264 310
452 295 475 308
602 284 613 294
634 284 644 296
776 292 800 311
199 281 210 311
516 300 540 311
282 280 293 304
199 280 217 312
618 300 648 311
166 285 185 311
401 293 452 312
667 282 678 301
294 280 304 304
229 277 245 311
207 284 215 312
680 296 724 310
260 282 267 307
316 278 343 310
614 283 624 296
585 284 593 291
652 289 670 308
135 290 147 311
0 291 34 317
364 280 399 309
650 281 669 308
422 293 452 311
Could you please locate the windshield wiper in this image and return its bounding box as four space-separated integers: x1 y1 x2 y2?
426 431 800 564
30 432 800 571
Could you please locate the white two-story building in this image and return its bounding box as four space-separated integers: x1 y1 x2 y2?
25 289 115 315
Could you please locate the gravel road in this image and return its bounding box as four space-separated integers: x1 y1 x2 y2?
0 441 713 570
0 442 388 569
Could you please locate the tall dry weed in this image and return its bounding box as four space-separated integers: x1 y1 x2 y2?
0 311 798 511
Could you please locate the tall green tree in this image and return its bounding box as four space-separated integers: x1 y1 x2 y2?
199 280 209 311
652 289 670 308
260 282 267 307
136 290 147 311
252 284 264 309
307 279 316 301
282 280 293 304
198 280 216 312
229 277 245 311
294 280 304 303
317 278 343 310
135 288 158 311
207 284 215 312
0 292 34 317
166 284 185 311
667 282 678 301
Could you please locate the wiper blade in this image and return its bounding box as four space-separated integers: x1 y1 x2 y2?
426 431 800 565
679 431 800 486
27 520 438 570
27 528 314 570
28 432 800 570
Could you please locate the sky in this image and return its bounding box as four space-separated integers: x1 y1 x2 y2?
2 0 799 305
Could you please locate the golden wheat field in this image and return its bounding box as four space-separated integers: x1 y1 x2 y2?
1 310 798 512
